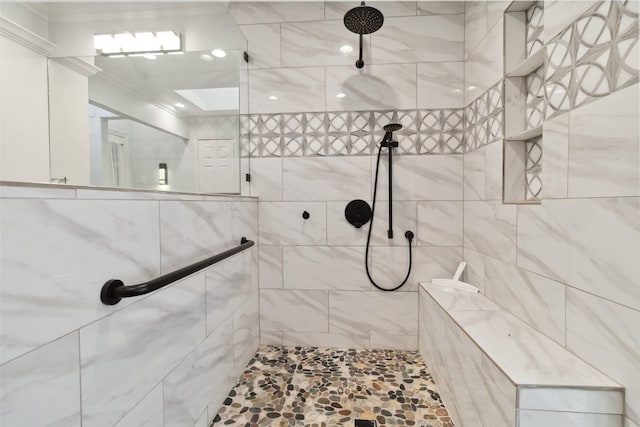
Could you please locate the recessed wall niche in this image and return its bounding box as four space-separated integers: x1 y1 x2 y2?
503 0 545 204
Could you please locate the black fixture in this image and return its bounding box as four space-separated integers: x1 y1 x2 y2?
364 123 414 292
354 420 377 427
100 237 254 305
302 211 310 220
345 199 372 228
343 1 384 69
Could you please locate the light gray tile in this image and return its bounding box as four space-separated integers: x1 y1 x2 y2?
249 67 325 114
463 248 485 293
160 201 232 273
327 200 370 246
568 85 639 198
517 198 640 310
283 157 370 201
369 200 417 246
260 289 329 332
465 17 503 104
282 331 370 348
206 252 252 334
371 246 463 292
282 20 369 67
329 290 418 334
371 15 464 63
370 331 418 350
325 63 417 111
114 385 163 427
258 202 327 245
0 332 81 427
229 1 325 24
417 61 464 108
260 330 283 345
233 292 260 370
567 288 640 423
240 24 281 70
518 409 623 427
259 245 283 288
544 0 599 42
484 140 503 200
542 112 570 199
0 184 76 199
80 274 206 427
325 1 417 20
464 200 517 264
417 1 464 15
250 157 282 201
0 199 160 363
485 257 566 345
417 201 463 246
464 0 487 55
373 154 463 201
464 146 486 200
283 246 369 290
519 387 623 415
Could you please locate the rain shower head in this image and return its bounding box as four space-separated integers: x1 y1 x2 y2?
343 1 384 68
344 1 384 35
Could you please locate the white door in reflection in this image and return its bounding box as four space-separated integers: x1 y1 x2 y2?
198 139 237 193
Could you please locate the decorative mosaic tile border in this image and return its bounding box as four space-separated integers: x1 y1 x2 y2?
245 109 464 158
464 81 504 152
526 1 544 56
526 65 546 129
525 137 542 200
545 0 639 117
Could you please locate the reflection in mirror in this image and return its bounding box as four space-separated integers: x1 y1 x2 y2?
0 2 249 195
86 50 244 193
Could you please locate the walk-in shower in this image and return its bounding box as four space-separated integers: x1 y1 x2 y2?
343 1 384 68
346 124 414 291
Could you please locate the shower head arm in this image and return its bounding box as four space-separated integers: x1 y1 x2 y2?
356 33 364 69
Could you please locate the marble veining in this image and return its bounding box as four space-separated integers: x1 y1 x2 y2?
0 199 160 363
0 332 81 427
80 274 206 427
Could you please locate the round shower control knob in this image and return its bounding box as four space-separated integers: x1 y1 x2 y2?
302 211 310 220
345 199 372 228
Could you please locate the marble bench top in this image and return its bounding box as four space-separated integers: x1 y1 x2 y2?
419 282 622 390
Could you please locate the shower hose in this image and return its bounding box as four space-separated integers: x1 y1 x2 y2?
365 144 414 292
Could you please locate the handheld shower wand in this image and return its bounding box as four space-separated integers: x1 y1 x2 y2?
364 123 414 292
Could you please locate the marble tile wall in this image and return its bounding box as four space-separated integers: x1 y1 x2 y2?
0 184 259 427
462 2 639 426
236 1 466 350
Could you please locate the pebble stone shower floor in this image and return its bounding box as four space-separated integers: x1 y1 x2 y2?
211 346 454 427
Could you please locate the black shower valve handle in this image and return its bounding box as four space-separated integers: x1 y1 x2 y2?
302 211 310 220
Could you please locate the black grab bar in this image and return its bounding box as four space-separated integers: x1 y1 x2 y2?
100 237 255 305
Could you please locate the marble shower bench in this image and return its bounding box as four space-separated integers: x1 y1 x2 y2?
418 282 624 427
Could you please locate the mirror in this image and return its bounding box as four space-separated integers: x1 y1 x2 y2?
83 50 245 193
0 2 249 195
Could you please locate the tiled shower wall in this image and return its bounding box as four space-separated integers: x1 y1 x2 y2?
0 184 259 427
235 1 466 349
461 1 640 426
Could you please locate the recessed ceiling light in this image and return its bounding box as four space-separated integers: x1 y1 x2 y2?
340 44 353 54
174 102 185 108
200 54 213 61
211 49 226 58
268 95 278 100
336 93 346 98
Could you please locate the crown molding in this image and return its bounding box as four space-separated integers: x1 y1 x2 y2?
0 16 56 56
51 57 101 77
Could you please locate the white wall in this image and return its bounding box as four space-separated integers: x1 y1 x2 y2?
48 59 91 185
0 36 50 183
